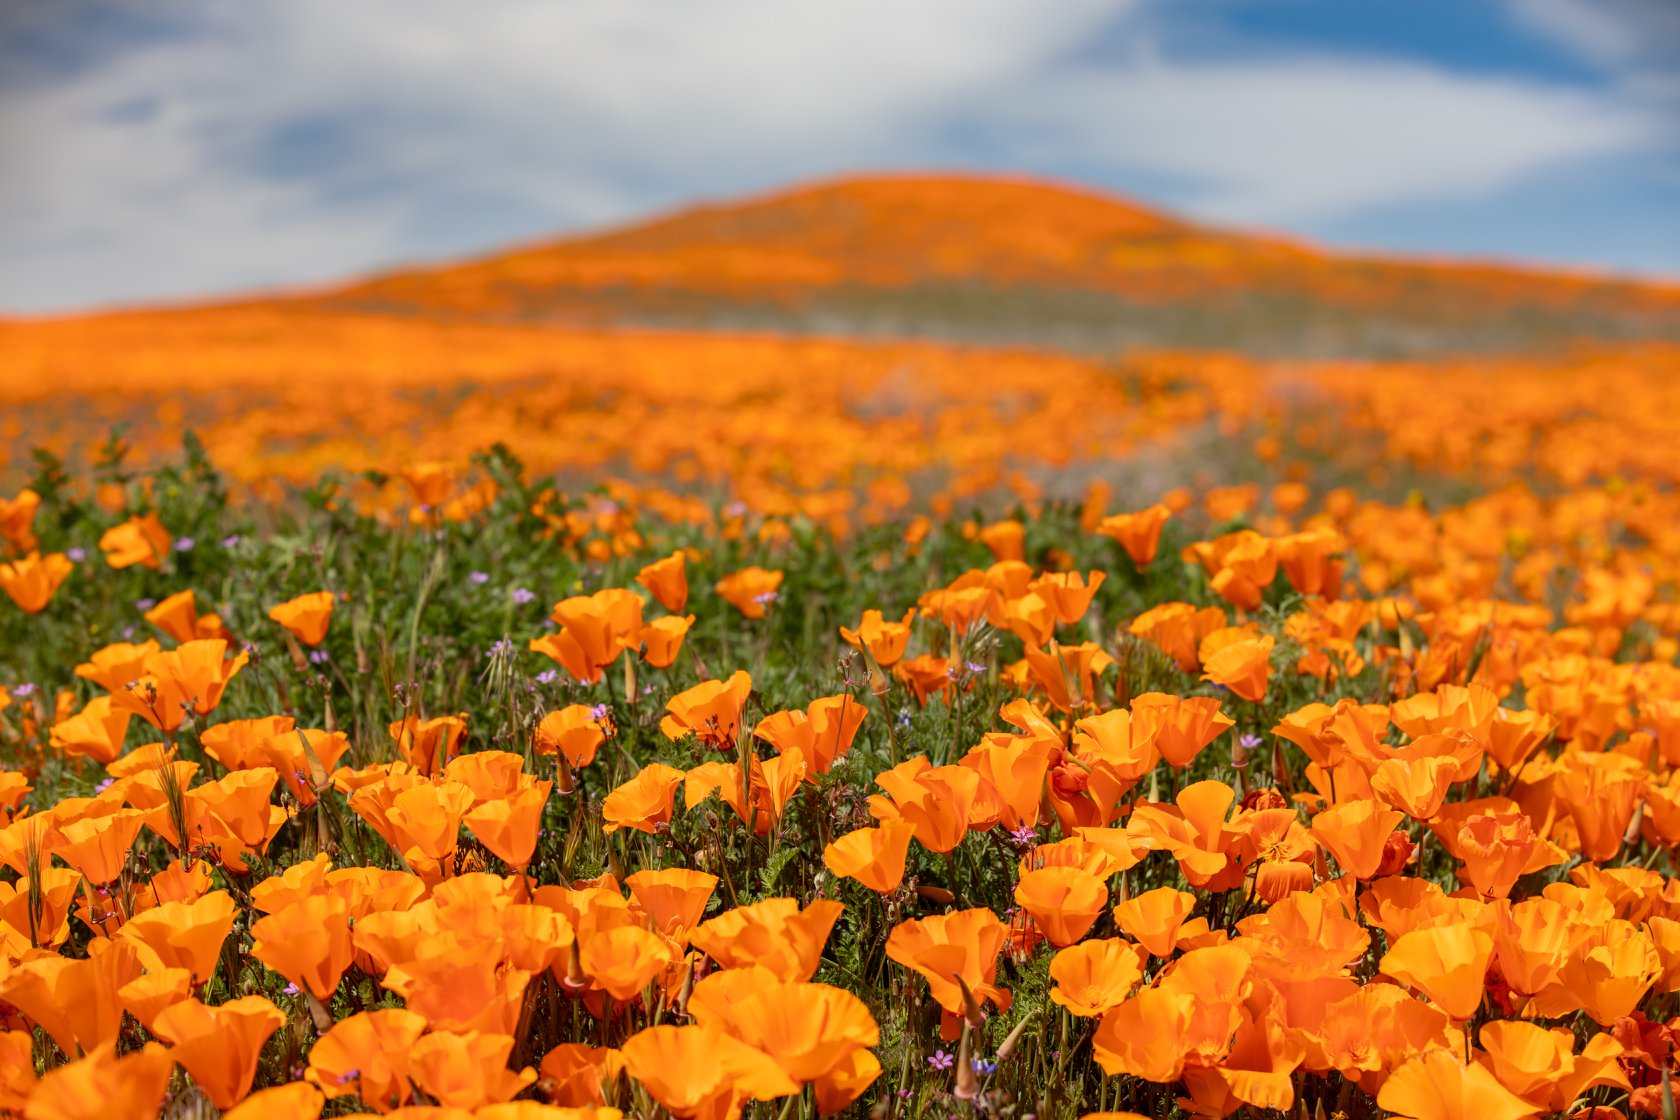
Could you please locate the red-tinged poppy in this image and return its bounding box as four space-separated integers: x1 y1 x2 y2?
839 608 916 669
98 513 171 570
636 551 689 612
601 764 685 835
268 590 335 646
0 551 72 614
1049 938 1147 1017
1097 504 1172 568
662 671 752 749
715 567 784 619
151 995 285 1110
1015 865 1107 948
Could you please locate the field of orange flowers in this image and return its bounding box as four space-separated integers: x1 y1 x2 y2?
3 319 1680 1120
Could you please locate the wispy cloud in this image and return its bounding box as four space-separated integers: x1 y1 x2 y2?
0 0 1671 311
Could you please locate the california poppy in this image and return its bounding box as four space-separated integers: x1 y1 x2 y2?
98 513 171 570
662 671 752 749
1048 937 1147 1016
822 820 916 892
251 894 354 1000
1014 865 1107 947
715 567 784 619
0 551 72 614
152 995 285 1109
839 608 916 668
268 590 335 646
636 551 689 612
1097 504 1172 568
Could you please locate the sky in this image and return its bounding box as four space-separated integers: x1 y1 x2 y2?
1 0 1676 313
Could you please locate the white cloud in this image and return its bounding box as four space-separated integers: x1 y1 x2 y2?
0 0 1669 311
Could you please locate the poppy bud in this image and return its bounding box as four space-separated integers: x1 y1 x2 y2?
1374 831 1415 878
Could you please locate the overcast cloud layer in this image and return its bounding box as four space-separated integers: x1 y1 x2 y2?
1 0 1675 312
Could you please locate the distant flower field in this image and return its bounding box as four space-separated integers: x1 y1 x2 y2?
1 324 1680 1120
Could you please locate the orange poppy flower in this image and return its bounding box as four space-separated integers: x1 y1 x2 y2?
1049 937 1147 1016
54 807 145 884
548 587 645 682
1 940 139 1056
1014 865 1107 947
0 488 40 553
886 908 1010 1030
620 1024 798 1120
382 942 532 1033
1029 570 1106 626
690 898 843 982
1380 923 1494 1020
465 781 552 869
1311 798 1406 881
662 671 753 749
98 513 172 570
839 608 916 668
73 639 160 692
601 763 685 835
117 889 238 983
0 551 72 613
1130 692 1235 769
24 1042 174 1120
872 758 981 854
387 712 468 775
48 695 132 766
116 967 193 1032
1129 780 1246 891
754 694 865 778
1370 755 1459 821
268 590 335 646
113 638 249 732
152 995 285 1109
1112 886 1198 958
304 1007 428 1111
1097 504 1172 568
144 589 229 644
534 704 613 768
626 868 718 941
636 551 689 612
1128 602 1227 672
220 1083 325 1120
715 567 784 619
823 820 916 892
1376 1049 1540 1120
538 1043 625 1107
409 1030 537 1110
251 894 354 1000
1201 633 1274 702
689 968 880 1091
638 614 695 668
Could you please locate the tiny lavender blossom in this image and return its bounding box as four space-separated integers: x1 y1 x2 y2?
927 1050 954 1071
65 547 86 563
174 537 195 552
469 571 490 585
512 587 537 605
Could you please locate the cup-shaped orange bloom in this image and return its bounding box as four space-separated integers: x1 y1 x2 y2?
873 758 981 854
114 639 249 732
268 590 335 646
466 781 552 869
1456 810 1541 899
1029 570 1106 626
25 1042 174 1120
1377 1049 1540 1120
1380 923 1494 1020
885 908 1010 1022
305 1007 428 1111
715 567 783 619
98 513 172 570
550 588 645 682
1097 503 1171 568
534 704 612 768
74 639 160 692
0 551 72 613
636 551 689 612
1130 693 1235 770
539 1043 625 1107
251 894 354 1000
1532 921 1662 1026
385 780 475 865
117 889 238 983
152 995 285 1110
54 807 145 884
116 966 193 1032
690 898 843 982
1477 1020 1627 1112
839 608 916 668
1015 866 1107 948
1128 602 1227 672
620 1024 799 1120
1200 633 1274 702
49 695 133 766
1049 937 1147 1016
1 940 140 1056
755 694 865 779
220 1083 325 1120
382 942 532 1034
408 1030 537 1109
690 968 880 1086
1112 886 1197 958
662 671 752 750
602 763 685 835
823 820 916 892
145 589 229 644
580 925 676 1001
1311 799 1405 881
1371 755 1458 821
0 488 40 552
1091 988 1195 1083
639 614 695 668
1129 781 1245 891
387 712 468 775
626 868 718 941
